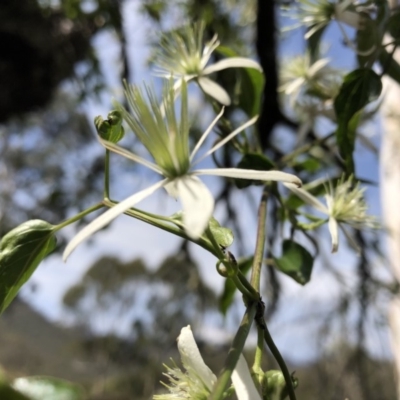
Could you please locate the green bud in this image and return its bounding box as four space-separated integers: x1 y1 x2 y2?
262 370 298 400
94 110 125 143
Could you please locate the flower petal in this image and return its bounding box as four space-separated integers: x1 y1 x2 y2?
307 58 330 77
284 183 328 213
192 116 258 166
328 216 339 253
196 168 302 187
99 138 163 175
190 106 225 162
63 179 169 261
176 176 214 239
198 77 231 105
163 180 179 199
203 57 262 75
178 326 217 391
231 354 262 400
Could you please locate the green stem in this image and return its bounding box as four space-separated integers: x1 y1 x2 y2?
205 228 255 300
208 302 257 400
104 149 110 200
263 323 297 400
252 326 264 373
103 199 219 257
54 203 105 231
250 187 269 292
231 275 254 301
237 271 259 299
279 132 334 164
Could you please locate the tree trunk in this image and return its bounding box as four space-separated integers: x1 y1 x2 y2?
381 44 400 399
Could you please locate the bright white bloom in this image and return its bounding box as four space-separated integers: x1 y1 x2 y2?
63 80 301 260
288 0 365 39
153 325 262 400
153 22 262 105
285 176 377 253
279 54 341 106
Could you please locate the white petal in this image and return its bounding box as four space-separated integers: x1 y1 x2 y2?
99 138 163 175
284 183 328 213
282 78 304 96
203 57 262 75
196 168 302 187
63 179 169 261
190 106 225 162
328 216 339 253
231 354 262 400
198 77 231 105
163 180 179 199
178 326 217 391
192 116 258 166
308 58 330 77
340 224 361 254
176 176 214 239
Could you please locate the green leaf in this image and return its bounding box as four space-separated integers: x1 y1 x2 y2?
273 240 314 285
307 26 328 62
219 257 253 315
379 48 400 84
292 157 321 173
334 69 382 174
237 68 264 117
356 0 390 69
235 153 275 189
216 45 264 117
170 212 234 248
0 220 57 314
386 10 400 39
356 18 378 67
208 217 234 248
12 377 85 400
94 110 125 143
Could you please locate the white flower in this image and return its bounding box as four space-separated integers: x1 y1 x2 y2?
288 0 365 39
153 325 262 400
153 22 262 105
279 55 341 105
285 176 377 253
62 80 301 260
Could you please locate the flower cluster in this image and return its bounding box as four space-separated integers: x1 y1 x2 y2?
153 326 262 400
286 175 377 252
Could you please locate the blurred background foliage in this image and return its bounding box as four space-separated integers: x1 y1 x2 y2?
0 0 396 399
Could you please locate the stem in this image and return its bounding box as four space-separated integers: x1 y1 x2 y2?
250 187 296 399
103 198 219 257
250 187 269 292
205 227 256 300
263 322 297 400
252 326 264 373
238 271 259 299
104 149 110 200
279 132 333 164
54 203 104 231
208 302 257 400
232 275 254 300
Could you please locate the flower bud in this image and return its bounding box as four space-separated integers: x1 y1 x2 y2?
94 110 125 143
